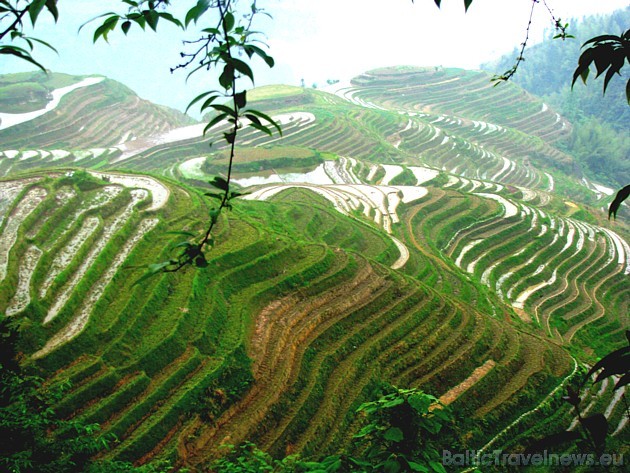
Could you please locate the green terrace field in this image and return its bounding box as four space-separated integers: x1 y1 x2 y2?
0 69 622 211
0 172 589 468
0 68 628 468
0 73 195 174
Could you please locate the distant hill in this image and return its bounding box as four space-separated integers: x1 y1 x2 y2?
0 71 196 153
482 7 630 188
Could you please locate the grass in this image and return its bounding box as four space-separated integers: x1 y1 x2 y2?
249 85 305 101
1 62 628 467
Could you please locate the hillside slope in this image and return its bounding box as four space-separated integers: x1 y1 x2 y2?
0 72 196 169
482 7 630 188
0 172 581 468
0 68 628 468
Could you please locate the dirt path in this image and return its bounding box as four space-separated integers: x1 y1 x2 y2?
182 260 386 465
91 172 169 211
0 77 104 131
42 190 148 325
439 360 496 405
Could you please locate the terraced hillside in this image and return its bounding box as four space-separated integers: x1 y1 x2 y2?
0 72 196 174
2 171 595 468
0 68 621 211
1 67 628 468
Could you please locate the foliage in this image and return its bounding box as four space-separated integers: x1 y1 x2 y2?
0 0 59 70
210 442 297 472
573 29 630 103
525 330 630 458
352 386 452 473
210 386 453 473
0 316 170 473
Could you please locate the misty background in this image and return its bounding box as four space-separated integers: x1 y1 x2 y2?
0 0 628 113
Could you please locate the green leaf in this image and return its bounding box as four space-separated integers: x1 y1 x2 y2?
185 0 210 27
602 54 624 93
383 458 402 473
608 184 630 219
28 0 47 25
583 34 622 46
244 44 275 67
26 36 58 54
45 0 59 22
382 397 404 408
408 461 429 472
464 0 473 12
243 109 282 136
203 113 229 135
0 46 47 72
585 344 630 379
133 261 171 285
172 241 194 251
245 117 272 136
157 12 183 29
211 103 235 116
224 131 236 144
186 90 216 113
219 64 235 90
143 9 159 31
165 231 197 237
148 261 172 272
93 15 119 43
383 427 404 442
408 393 432 414
231 57 255 83
200 95 220 113
615 372 630 390
223 11 235 32
209 176 229 191
121 20 132 35
230 190 249 199
234 90 247 109
204 192 223 200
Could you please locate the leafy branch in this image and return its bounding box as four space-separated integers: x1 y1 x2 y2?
491 0 573 84
526 330 630 457
0 0 59 70
572 29 630 104
420 0 574 84
115 0 282 282
1 0 281 280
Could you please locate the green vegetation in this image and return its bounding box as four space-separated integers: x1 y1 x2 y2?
203 146 324 176
0 1 628 471
483 7 630 188
0 171 595 469
0 71 81 113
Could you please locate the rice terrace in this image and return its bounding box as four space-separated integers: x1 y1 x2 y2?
0 3 629 471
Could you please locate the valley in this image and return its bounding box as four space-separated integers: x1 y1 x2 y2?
0 66 628 470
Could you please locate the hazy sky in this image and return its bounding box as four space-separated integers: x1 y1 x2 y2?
1 0 627 112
